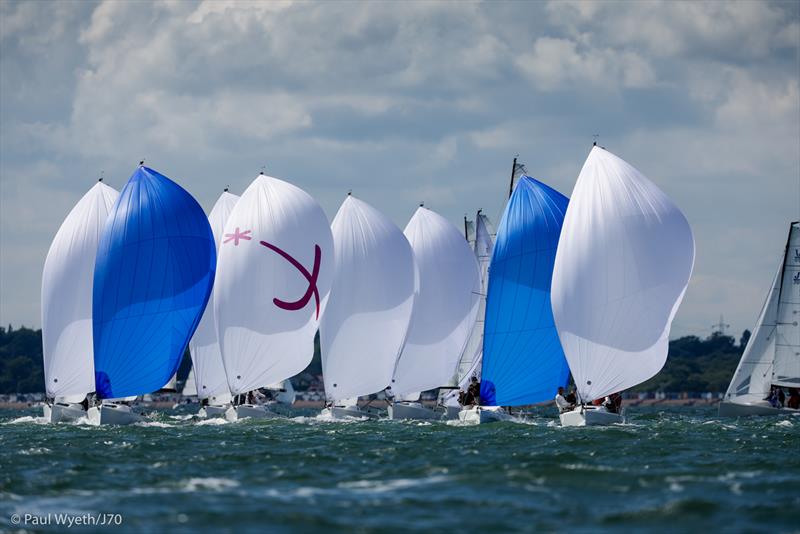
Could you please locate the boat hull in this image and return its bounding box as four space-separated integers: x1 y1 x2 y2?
43 402 85 423
718 400 785 417
457 405 512 424
560 406 622 427
387 402 440 421
87 403 141 426
225 404 280 421
444 405 461 420
198 405 229 419
319 405 365 419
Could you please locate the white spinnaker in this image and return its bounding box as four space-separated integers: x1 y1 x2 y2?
215 175 333 395
41 182 119 399
391 207 480 397
183 368 198 397
773 222 800 387
552 146 695 402
189 191 239 400
724 259 782 404
320 195 416 402
444 212 494 406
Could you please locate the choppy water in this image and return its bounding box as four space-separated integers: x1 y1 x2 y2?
1 405 798 533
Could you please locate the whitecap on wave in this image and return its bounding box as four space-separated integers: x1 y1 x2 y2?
2 416 46 425
195 418 229 426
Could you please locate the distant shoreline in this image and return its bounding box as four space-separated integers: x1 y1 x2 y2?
0 397 723 410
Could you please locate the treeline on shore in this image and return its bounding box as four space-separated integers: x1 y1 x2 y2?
0 324 748 395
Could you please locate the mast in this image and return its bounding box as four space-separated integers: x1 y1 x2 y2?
508 156 517 199
464 215 469 241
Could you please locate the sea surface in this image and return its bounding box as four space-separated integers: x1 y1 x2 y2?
1 405 798 533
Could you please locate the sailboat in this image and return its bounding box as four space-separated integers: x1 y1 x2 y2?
552 146 695 426
460 175 571 423
265 379 297 406
189 190 239 418
388 206 480 420
215 173 333 421
41 181 119 423
320 194 416 419
442 211 495 418
88 164 216 425
719 222 800 416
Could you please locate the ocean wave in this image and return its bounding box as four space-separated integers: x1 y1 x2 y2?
180 477 240 492
2 415 47 425
135 421 173 428
195 418 229 426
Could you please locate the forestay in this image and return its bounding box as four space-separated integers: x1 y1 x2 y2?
552 146 695 402
42 182 119 399
189 191 239 400
320 195 416 402
215 174 333 395
93 166 216 399
390 207 480 397
480 177 570 406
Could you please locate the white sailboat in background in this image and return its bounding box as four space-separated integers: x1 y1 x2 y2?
190 190 239 418
182 368 198 397
41 180 119 423
215 173 333 421
388 206 480 420
320 194 416 419
266 379 297 406
441 211 495 418
719 222 800 416
552 145 695 427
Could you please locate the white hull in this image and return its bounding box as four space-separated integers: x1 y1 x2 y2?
560 406 623 427
198 405 229 418
43 402 85 423
457 405 512 424
87 403 141 426
225 404 281 422
444 405 461 420
387 402 440 421
320 405 364 419
718 400 786 417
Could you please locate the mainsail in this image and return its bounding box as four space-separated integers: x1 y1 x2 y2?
480 176 570 406
773 222 800 387
42 182 119 399
215 174 333 395
320 195 416 402
390 207 480 398
92 166 216 399
724 222 800 403
189 191 239 400
552 146 695 402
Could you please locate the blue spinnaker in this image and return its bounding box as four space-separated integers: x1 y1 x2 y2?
480 176 570 406
92 166 216 399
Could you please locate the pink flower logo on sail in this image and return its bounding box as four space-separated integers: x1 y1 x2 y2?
224 227 251 246
260 241 322 319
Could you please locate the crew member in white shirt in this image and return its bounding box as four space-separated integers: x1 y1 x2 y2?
555 386 573 413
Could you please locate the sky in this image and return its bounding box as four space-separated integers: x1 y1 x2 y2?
1 0 798 340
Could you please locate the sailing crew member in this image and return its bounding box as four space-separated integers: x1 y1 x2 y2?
555 387 573 413
787 388 800 410
565 387 577 406
464 376 481 406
